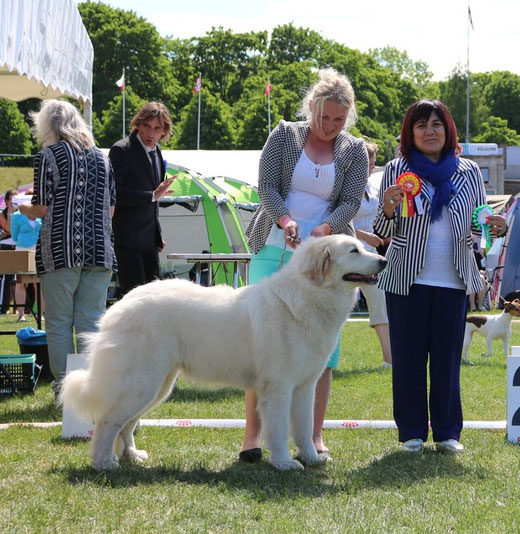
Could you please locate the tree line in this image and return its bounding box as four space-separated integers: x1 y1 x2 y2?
2 1 520 166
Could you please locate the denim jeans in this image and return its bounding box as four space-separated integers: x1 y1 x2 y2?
40 266 112 386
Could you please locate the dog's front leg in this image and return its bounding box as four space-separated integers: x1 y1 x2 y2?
503 333 510 357
462 333 473 365
258 387 304 470
482 336 493 357
291 381 325 466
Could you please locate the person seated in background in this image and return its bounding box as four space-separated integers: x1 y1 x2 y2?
0 189 18 314
353 141 392 367
10 188 43 322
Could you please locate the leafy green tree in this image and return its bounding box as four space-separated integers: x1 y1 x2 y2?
187 27 268 106
472 116 520 145
234 74 283 148
78 2 180 115
267 24 323 66
0 99 32 155
173 91 236 150
481 71 520 133
95 87 147 148
439 65 488 140
268 62 318 121
163 37 199 115
370 47 434 89
318 42 407 158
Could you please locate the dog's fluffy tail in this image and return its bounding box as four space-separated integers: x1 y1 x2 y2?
58 369 95 422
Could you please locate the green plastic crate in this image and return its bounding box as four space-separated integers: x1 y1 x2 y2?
0 354 41 394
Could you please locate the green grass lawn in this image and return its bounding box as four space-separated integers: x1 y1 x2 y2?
0 167 33 194
1 314 519 533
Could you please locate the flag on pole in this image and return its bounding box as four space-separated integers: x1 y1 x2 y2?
115 72 125 91
265 82 272 96
468 5 474 31
193 76 202 94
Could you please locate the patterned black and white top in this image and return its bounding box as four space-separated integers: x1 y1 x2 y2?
32 141 117 275
373 156 486 296
246 120 369 253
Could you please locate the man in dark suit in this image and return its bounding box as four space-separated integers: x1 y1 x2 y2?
109 102 175 296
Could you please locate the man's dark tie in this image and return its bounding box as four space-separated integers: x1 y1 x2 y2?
149 149 159 186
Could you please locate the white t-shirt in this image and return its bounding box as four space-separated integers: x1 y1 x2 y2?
414 182 465 290
266 150 335 248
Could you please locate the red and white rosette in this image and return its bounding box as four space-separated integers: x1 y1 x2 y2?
396 172 422 217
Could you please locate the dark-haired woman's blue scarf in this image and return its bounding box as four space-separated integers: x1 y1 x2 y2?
408 149 460 222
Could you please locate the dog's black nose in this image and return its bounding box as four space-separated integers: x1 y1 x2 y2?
378 258 387 269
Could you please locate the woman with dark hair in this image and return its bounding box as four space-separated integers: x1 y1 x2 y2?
373 99 507 453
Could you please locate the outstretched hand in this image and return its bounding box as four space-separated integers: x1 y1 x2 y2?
154 175 176 201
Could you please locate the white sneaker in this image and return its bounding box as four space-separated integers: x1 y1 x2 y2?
401 438 423 452
382 361 392 368
436 439 464 453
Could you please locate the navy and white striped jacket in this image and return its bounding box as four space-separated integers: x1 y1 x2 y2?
246 120 368 254
373 156 486 296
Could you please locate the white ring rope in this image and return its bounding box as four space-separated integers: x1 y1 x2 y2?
0 419 507 431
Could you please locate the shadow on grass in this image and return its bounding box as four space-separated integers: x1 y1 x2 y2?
333 366 387 379
53 447 486 500
165 385 243 403
57 459 335 499
340 449 487 494
461 357 506 369
0 378 58 424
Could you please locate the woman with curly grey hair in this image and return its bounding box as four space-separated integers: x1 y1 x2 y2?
19 100 116 394
241 68 369 463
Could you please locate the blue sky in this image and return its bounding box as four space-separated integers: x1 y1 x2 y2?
93 0 520 81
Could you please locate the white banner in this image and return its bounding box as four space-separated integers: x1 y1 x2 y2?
507 347 520 444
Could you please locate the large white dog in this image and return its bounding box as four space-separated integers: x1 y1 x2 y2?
60 235 387 471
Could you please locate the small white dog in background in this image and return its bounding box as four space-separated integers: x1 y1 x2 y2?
462 298 520 365
59 235 387 472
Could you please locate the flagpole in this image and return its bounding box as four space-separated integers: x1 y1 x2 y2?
267 77 271 135
197 72 201 150
123 68 127 138
466 2 470 144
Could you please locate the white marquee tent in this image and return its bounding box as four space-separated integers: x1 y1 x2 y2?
0 0 93 117
161 150 262 187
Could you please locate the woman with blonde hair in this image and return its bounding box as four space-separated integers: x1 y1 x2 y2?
241 68 369 462
19 99 116 395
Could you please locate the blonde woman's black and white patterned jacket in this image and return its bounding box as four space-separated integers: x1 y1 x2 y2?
373 156 486 296
246 120 369 254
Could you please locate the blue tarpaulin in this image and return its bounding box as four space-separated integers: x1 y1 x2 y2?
16 327 47 345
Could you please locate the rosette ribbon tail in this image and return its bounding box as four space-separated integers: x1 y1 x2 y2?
482 225 492 250
396 172 422 218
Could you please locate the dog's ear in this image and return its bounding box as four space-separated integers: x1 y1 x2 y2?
509 299 520 312
304 244 332 285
